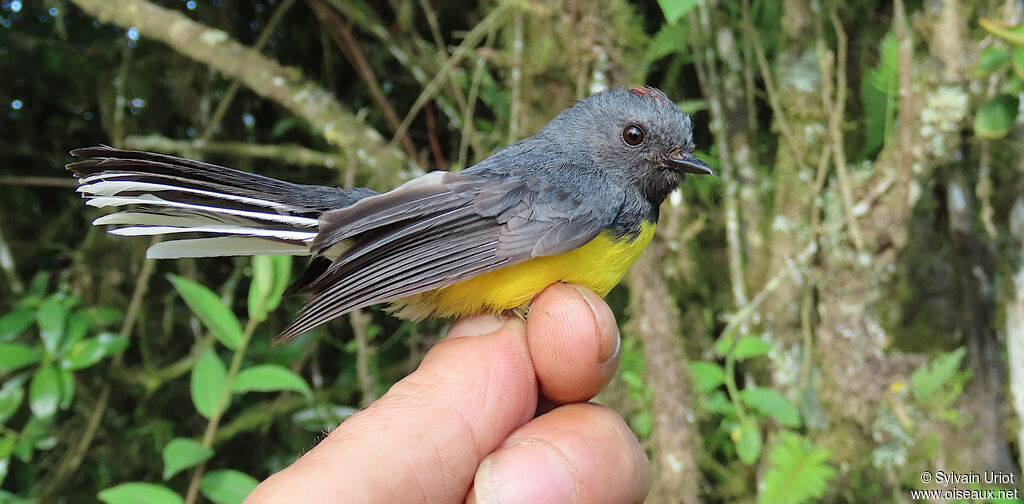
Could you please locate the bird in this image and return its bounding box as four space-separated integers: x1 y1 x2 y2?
67 86 712 342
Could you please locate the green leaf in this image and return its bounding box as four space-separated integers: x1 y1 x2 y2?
630 410 654 439
269 117 302 140
231 364 312 400
0 434 14 486
168 274 244 350
1008 73 1024 94
758 432 836 504
733 419 762 465
0 490 35 504
687 361 725 392
292 403 359 432
191 348 227 419
248 256 274 321
860 75 889 158
61 333 128 371
64 311 91 349
911 347 967 402
0 433 13 458
58 367 75 410
980 18 1024 46
976 94 1020 139
29 363 60 418
1013 47 1024 80
647 22 687 61
0 376 27 424
37 295 68 354
657 0 698 24
740 387 801 427
0 343 40 372
13 415 49 461
0 309 35 339
860 30 900 159
25 272 48 299
246 255 290 321
87 306 125 326
162 438 214 480
704 390 736 415
732 336 772 359
867 31 900 93
98 482 184 504
676 99 708 114
267 255 292 312
974 47 1011 77
200 469 259 504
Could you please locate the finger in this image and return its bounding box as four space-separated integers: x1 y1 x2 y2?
526 283 620 404
467 403 651 504
246 315 537 504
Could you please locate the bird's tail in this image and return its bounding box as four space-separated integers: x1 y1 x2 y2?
67 146 376 259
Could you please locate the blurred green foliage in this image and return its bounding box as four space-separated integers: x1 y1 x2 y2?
1 0 1022 503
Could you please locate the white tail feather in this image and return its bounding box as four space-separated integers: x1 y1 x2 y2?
70 148 343 261
146 237 310 259
109 225 317 241
93 212 227 227
85 195 319 227
78 180 299 212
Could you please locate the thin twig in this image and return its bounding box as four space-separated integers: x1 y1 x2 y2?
417 0 448 58
740 0 806 172
70 0 409 173
721 242 818 341
739 0 759 141
200 0 297 142
825 10 865 252
796 142 832 398
508 7 523 143
894 0 915 220
111 42 131 147
457 29 496 169
320 24 337 94
350 309 377 406
185 309 263 504
390 0 514 146
124 136 347 168
322 0 467 131
0 176 77 187
425 103 448 171
0 221 23 294
412 0 476 132
38 237 159 500
690 5 748 310
308 0 418 161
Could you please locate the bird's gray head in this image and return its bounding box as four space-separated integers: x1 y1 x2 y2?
542 86 712 205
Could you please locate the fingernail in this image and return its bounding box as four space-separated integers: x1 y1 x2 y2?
446 313 508 339
569 284 620 364
472 442 576 504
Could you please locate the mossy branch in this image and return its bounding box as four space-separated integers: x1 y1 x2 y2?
69 0 411 180
124 135 349 170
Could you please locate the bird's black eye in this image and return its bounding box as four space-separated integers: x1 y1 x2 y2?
622 124 645 147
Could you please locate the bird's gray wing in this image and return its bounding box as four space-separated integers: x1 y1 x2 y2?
278 167 624 339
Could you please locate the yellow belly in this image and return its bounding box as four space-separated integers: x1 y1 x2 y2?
390 221 656 320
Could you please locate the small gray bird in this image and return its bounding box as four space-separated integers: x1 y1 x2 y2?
68 86 712 341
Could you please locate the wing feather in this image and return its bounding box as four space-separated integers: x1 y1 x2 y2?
277 166 625 341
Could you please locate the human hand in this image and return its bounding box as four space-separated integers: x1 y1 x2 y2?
245 283 650 503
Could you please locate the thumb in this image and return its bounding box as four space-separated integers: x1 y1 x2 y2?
246 315 537 504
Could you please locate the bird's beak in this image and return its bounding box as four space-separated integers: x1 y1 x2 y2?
665 151 714 175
